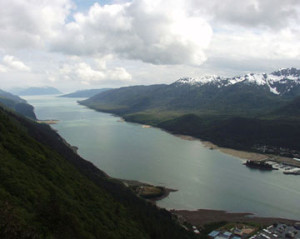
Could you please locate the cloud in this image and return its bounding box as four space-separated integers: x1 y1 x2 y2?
209 28 300 60
1 0 300 91
48 0 300 68
58 58 132 85
51 0 213 65
0 0 73 50
190 0 300 30
0 64 7 72
3 55 31 72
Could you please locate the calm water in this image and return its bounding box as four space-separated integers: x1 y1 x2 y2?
25 95 300 220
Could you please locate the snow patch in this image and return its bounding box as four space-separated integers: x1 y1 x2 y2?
174 68 300 95
177 75 221 85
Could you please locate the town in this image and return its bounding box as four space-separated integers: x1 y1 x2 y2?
207 222 300 239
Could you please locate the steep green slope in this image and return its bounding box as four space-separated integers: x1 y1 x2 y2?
80 82 287 116
158 114 300 156
82 84 166 114
0 106 194 239
268 96 300 119
0 89 36 120
79 79 300 157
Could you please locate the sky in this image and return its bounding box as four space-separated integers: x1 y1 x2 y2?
0 0 300 92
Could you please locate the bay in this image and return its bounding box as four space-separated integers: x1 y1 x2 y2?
25 95 300 220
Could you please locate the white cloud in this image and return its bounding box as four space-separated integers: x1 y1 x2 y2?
209 29 300 60
57 58 132 85
48 76 57 82
76 62 106 82
51 0 213 65
0 0 73 50
0 0 300 90
189 0 300 30
0 64 7 72
3 55 31 72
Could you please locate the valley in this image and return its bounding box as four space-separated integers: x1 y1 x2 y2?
2 1 300 238
24 95 300 221
79 68 300 159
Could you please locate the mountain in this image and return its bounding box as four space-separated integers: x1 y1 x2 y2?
17 87 62 96
269 96 300 118
80 68 300 157
175 67 300 96
0 89 36 119
0 104 194 238
81 68 300 114
158 115 300 154
82 68 300 116
60 88 112 98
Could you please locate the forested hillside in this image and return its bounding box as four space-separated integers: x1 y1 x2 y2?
0 89 36 119
80 68 300 157
0 106 194 239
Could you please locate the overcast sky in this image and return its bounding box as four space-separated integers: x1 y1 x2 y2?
0 0 300 92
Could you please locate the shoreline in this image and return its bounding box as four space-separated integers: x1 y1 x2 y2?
76 104 300 222
79 102 300 168
37 119 59 124
177 134 300 168
172 209 298 227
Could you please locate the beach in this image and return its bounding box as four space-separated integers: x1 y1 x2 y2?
178 135 300 167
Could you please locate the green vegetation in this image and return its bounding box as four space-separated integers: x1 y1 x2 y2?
132 185 165 199
0 89 36 120
0 106 195 239
158 115 300 153
79 80 300 157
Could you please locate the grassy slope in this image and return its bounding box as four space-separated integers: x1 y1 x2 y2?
0 106 194 239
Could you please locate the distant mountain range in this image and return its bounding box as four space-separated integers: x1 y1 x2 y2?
60 88 112 98
80 68 300 157
0 89 36 119
13 86 62 96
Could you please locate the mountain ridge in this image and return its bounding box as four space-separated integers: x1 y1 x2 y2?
80 67 300 157
81 68 300 116
174 67 300 96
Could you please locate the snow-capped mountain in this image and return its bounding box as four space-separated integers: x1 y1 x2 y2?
175 75 222 86
175 68 300 95
82 67 300 119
